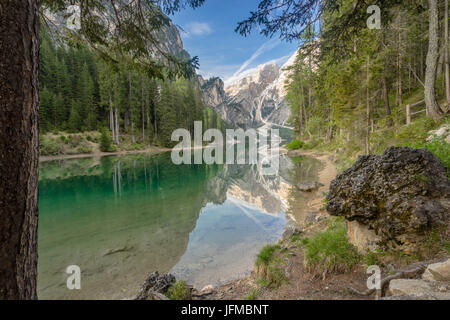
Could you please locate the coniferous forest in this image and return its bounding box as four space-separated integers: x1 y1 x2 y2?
283 1 449 170
39 31 222 154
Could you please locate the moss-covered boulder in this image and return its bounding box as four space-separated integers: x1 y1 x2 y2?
326 147 450 253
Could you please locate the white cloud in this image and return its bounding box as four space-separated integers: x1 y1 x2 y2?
224 38 281 86
185 22 214 37
198 64 241 81
224 54 292 87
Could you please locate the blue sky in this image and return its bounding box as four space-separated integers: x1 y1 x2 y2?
170 0 300 86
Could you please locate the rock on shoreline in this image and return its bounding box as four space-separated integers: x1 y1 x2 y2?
326 147 450 253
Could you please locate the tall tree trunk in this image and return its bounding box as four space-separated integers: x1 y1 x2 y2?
445 0 450 105
366 55 371 155
396 30 403 106
109 91 115 143
0 0 40 300
110 107 115 142
141 78 145 144
124 108 129 132
425 0 444 122
115 106 120 145
382 73 391 116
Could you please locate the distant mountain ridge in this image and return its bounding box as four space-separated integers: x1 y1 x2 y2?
199 52 297 128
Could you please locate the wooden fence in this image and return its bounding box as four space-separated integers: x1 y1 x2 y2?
406 99 426 125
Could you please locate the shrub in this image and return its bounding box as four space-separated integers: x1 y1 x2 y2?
254 244 286 288
166 281 191 300
303 219 360 278
76 145 93 154
245 289 260 300
397 116 435 142
99 129 113 152
304 138 323 150
286 139 304 150
40 137 60 156
67 134 82 148
255 244 280 267
364 249 381 266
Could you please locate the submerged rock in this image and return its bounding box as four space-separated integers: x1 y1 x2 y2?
326 147 450 253
297 181 320 192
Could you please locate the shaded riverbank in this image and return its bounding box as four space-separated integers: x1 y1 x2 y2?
39 146 170 162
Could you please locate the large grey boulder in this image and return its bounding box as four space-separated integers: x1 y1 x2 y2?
422 259 450 281
326 147 450 253
388 279 450 300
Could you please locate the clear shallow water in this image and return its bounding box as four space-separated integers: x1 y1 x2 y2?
37 152 322 299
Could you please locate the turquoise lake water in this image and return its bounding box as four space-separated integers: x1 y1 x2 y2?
37 151 322 299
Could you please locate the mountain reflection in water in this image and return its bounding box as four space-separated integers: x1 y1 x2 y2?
37 152 322 299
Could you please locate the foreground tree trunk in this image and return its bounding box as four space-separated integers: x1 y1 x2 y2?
0 0 40 299
425 0 444 122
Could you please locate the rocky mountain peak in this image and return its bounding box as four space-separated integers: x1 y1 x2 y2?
199 76 226 109
199 51 297 128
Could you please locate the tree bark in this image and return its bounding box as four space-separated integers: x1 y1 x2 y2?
109 92 116 143
425 0 444 122
0 0 40 299
382 74 391 116
115 106 120 145
366 55 370 155
141 77 145 143
445 0 450 105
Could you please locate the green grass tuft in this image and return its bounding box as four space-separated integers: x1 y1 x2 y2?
303 219 360 278
166 280 191 300
255 244 280 267
286 139 305 150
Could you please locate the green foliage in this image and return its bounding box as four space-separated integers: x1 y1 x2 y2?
405 137 450 173
303 219 360 277
245 289 260 300
286 139 305 150
303 138 323 150
99 129 113 152
67 135 82 148
443 241 450 254
40 26 221 149
39 136 61 156
255 244 280 267
364 249 381 266
254 244 287 288
257 266 287 288
166 281 191 300
76 145 93 154
397 117 436 143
